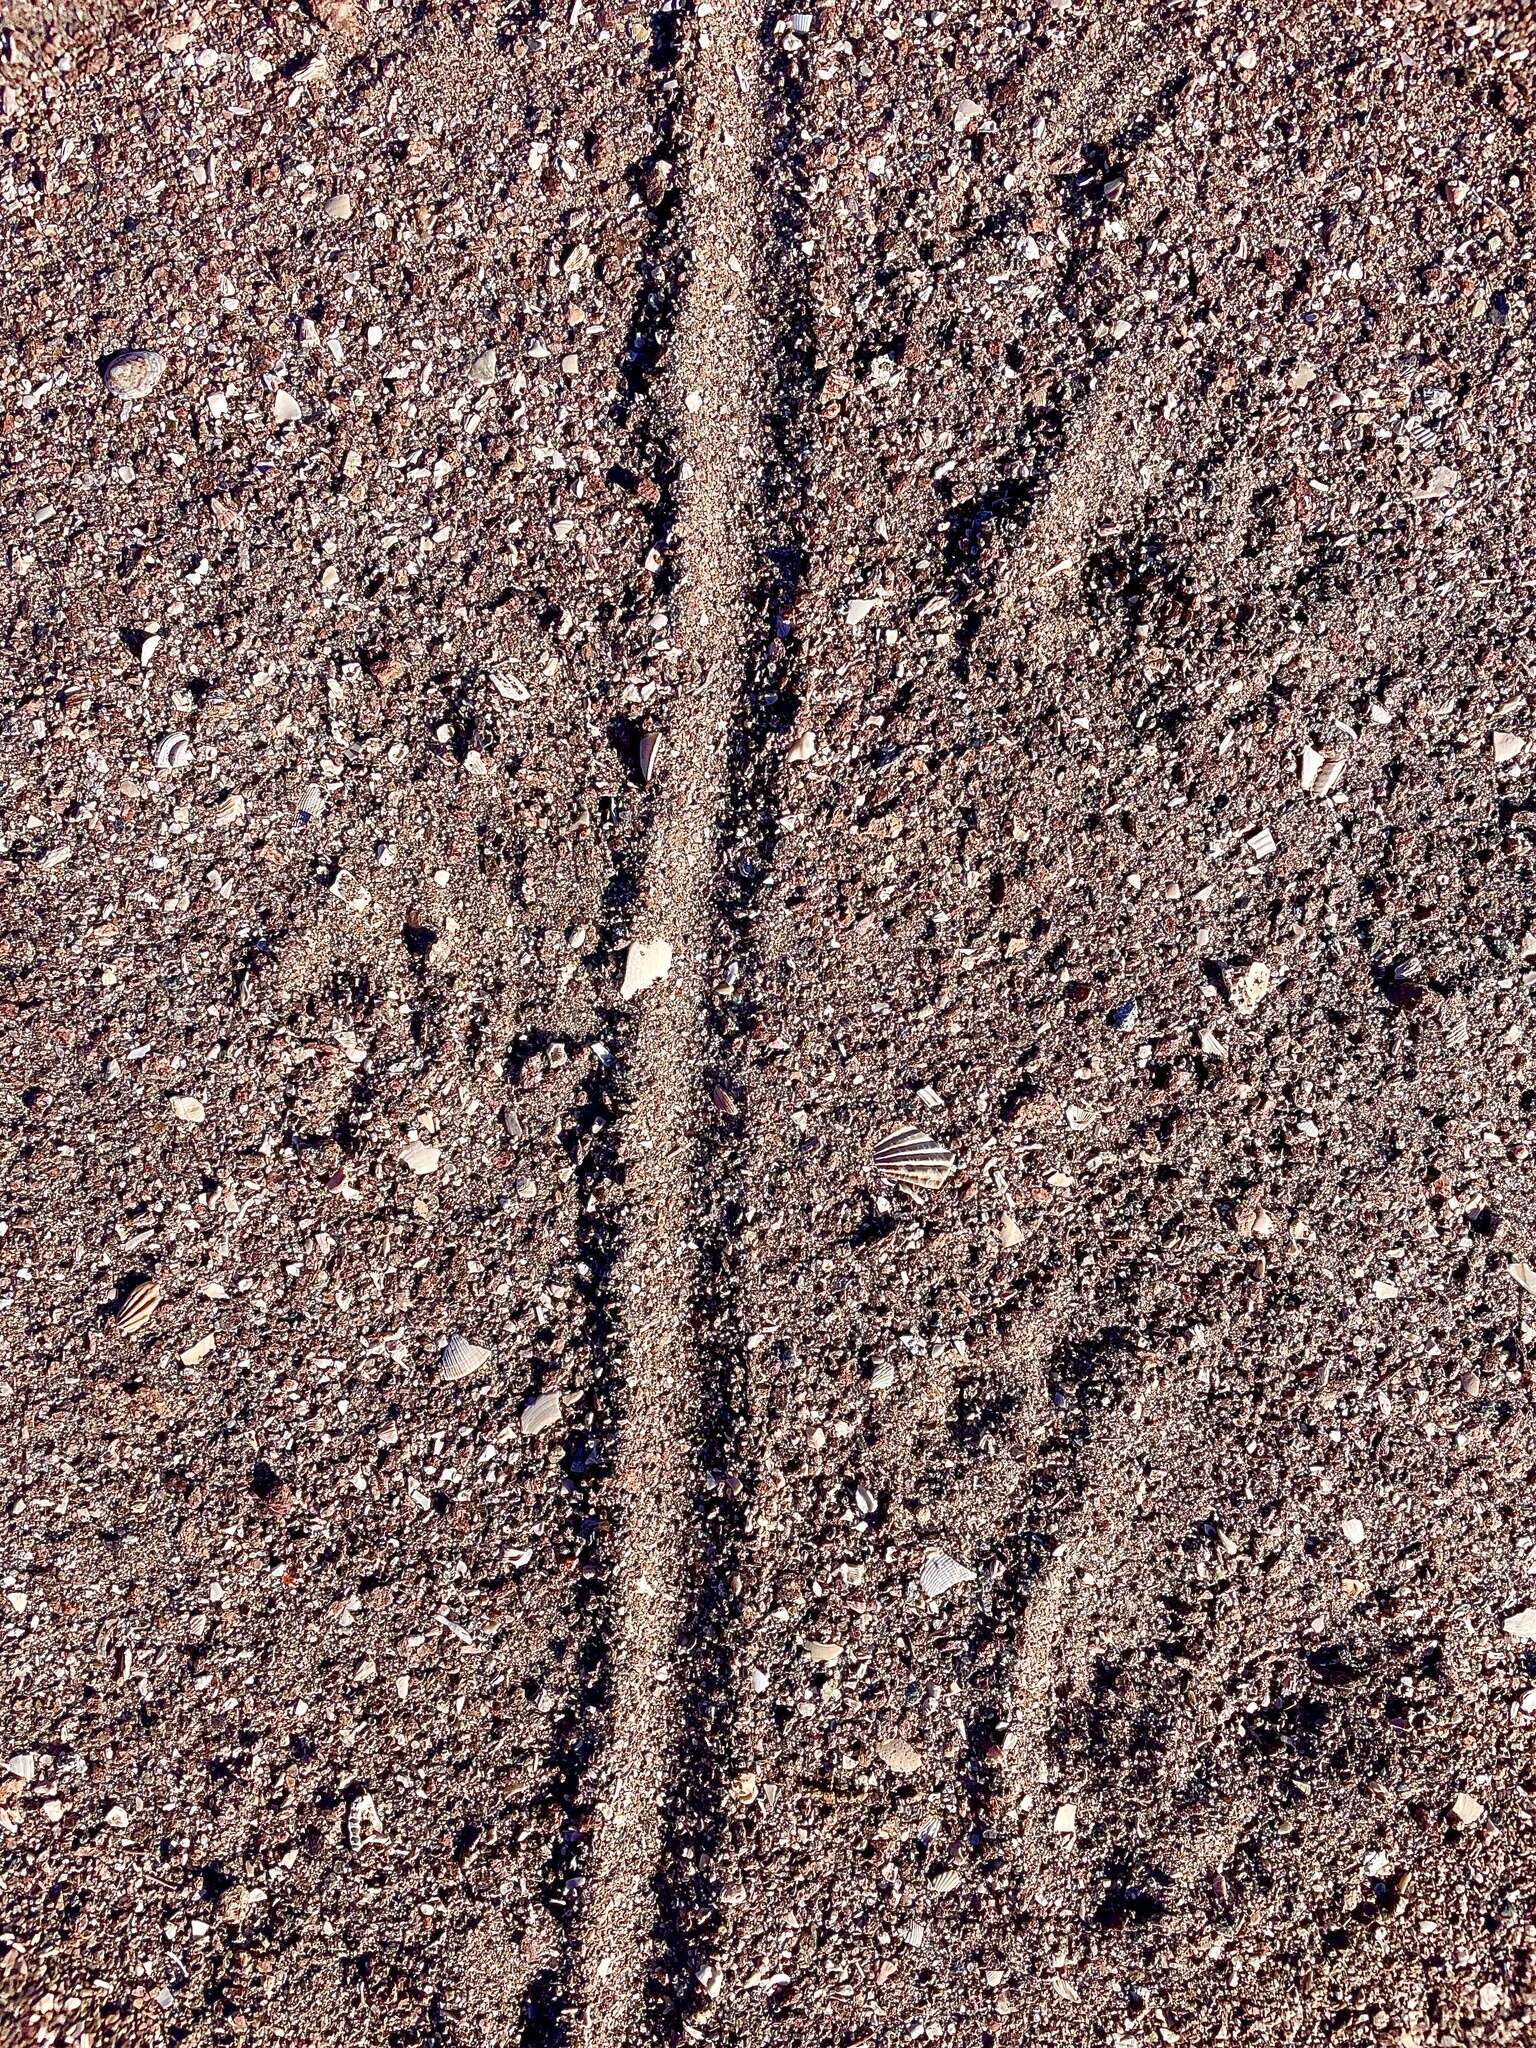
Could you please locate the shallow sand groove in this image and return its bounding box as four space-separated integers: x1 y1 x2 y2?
567 7 769 2042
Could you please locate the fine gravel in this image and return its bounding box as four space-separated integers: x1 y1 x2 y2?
3 2 1536 2045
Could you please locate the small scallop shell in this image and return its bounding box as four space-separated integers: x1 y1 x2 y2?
116 1280 162 1336
870 1125 955 1191
440 1334 490 1384
918 1550 975 1600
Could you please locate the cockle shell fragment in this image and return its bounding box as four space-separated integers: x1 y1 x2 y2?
919 1550 976 1600
871 1126 956 1191
115 1281 162 1336
441 1334 490 1384
1300 744 1345 797
521 1389 563 1437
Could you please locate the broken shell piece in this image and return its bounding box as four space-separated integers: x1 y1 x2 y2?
1300 744 1345 797
846 596 883 626
1504 1607 1536 1642
919 1550 976 1600
102 348 165 398
621 937 672 1000
399 1138 441 1176
345 1791 385 1852
115 1280 162 1337
441 1334 491 1384
1053 1802 1077 1835
470 348 498 386
155 733 192 772
273 390 303 424
999 1213 1026 1249
1493 731 1525 765
871 1125 956 1191
876 1735 921 1775
953 97 985 135
786 728 816 764
1507 1261 1536 1298
1225 961 1272 1017
869 1360 897 1390
637 730 662 785
804 1639 842 1665
521 1389 563 1438
170 1095 206 1124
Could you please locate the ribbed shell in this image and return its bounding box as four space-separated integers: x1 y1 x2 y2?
870 1124 955 1190
441 1333 490 1384
116 1280 162 1336
919 1549 976 1600
521 1389 563 1438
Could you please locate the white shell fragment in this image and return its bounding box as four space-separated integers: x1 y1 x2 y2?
345 1791 385 1851
102 348 165 398
919 1549 976 1600
115 1280 162 1337
441 1334 491 1384
1508 1261 1536 1298
155 733 191 772
470 349 498 386
1300 744 1345 797
1504 1608 1536 1642
1226 961 1272 1017
399 1138 441 1176
954 97 986 134
637 730 662 785
871 1125 956 1191
273 390 303 424
621 937 672 1000
170 1096 206 1124
876 1736 921 1775
1492 731 1525 765
521 1389 563 1437
786 728 816 764
846 596 883 626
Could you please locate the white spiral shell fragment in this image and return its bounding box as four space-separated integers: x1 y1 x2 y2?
870 1125 956 1191
919 1549 976 1600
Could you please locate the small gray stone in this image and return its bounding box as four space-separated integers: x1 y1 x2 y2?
102 349 165 399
